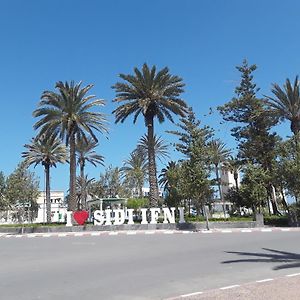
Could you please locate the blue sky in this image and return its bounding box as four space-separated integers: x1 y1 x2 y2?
0 0 299 191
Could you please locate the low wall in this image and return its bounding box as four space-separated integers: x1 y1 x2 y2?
0 219 263 234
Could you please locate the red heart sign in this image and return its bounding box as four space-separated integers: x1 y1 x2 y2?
73 210 89 225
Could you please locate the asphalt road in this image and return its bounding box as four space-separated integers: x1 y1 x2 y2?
1 231 300 300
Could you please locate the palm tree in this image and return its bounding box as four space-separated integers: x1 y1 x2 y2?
223 156 242 192
33 81 108 212
158 161 177 192
137 134 170 163
266 76 300 137
120 150 147 197
76 175 95 210
76 137 104 179
208 139 231 217
112 63 187 206
22 135 67 223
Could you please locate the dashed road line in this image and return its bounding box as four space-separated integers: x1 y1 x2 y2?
256 278 274 283
261 229 272 232
181 291 203 297
126 231 137 235
109 232 118 236
241 229 252 232
286 273 300 277
220 284 240 290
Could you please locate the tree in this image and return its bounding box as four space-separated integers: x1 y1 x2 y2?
22 135 67 223
112 63 187 206
159 161 184 208
168 108 213 215
33 81 108 211
137 134 170 164
98 165 131 198
266 76 300 137
238 164 269 214
208 139 231 217
223 156 242 191
5 162 39 222
120 150 147 198
76 137 104 179
0 171 9 211
218 59 279 214
76 175 95 210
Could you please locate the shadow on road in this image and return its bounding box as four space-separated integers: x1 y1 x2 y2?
222 248 300 270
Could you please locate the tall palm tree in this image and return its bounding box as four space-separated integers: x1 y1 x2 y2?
158 161 177 192
208 139 231 217
120 150 147 197
33 81 108 212
76 137 104 179
112 63 187 206
223 156 242 191
22 135 67 223
266 76 300 137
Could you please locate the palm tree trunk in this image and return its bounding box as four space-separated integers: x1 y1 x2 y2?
45 164 51 223
69 132 77 211
80 161 85 179
234 172 239 192
80 161 85 209
147 117 159 207
215 164 226 218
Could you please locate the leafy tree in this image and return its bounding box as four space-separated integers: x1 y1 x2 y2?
33 81 108 211
120 150 147 198
5 162 39 222
238 164 269 214
98 165 131 198
168 108 213 214
112 63 187 206
0 171 9 210
208 139 231 217
22 135 67 223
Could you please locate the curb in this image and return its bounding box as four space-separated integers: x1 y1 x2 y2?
0 227 299 239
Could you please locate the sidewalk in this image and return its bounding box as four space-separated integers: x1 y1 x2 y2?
168 274 300 300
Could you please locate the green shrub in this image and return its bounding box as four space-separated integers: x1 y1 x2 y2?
264 215 289 227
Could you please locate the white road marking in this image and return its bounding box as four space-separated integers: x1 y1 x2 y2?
241 229 252 232
15 235 23 238
5 235 12 238
220 285 240 290
126 231 137 235
221 230 232 233
58 233 67 237
181 291 203 297
261 229 272 232
109 232 118 236
27 234 37 238
286 273 300 277
43 234 51 237
90 232 101 236
181 231 191 234
201 230 212 233
164 231 174 234
74 233 84 236
145 231 155 235
256 278 274 283
280 228 290 231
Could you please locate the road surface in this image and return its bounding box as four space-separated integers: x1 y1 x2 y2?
1 230 300 299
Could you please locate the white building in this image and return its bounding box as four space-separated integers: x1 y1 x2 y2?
35 191 66 223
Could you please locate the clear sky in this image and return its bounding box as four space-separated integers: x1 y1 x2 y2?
0 0 299 191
